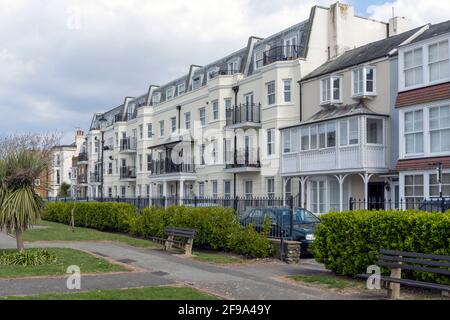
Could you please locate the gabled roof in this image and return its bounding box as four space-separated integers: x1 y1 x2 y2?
409 20 450 44
301 27 422 81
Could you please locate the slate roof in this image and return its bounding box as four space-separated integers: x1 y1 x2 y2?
281 102 388 130
301 27 422 81
409 20 450 44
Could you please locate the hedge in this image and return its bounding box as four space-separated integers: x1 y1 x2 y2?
42 202 136 233
312 210 450 284
43 202 273 258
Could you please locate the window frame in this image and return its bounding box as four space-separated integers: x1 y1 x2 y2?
267 81 276 106
403 109 424 156
366 117 384 146
282 128 298 154
199 107 206 127
184 112 191 130
351 66 377 97
170 117 177 134
159 120 165 137
320 75 342 105
267 128 275 156
166 86 175 100
283 79 292 103
212 100 219 120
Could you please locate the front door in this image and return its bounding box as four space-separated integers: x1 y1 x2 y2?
368 182 385 210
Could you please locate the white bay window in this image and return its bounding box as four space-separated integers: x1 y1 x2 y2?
283 128 298 153
352 67 376 97
320 76 342 105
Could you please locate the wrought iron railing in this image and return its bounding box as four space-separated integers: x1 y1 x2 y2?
151 160 195 175
263 45 303 66
226 103 261 126
120 137 137 152
120 166 136 179
225 148 260 169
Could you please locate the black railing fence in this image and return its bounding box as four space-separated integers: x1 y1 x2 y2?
349 197 450 213
226 103 261 126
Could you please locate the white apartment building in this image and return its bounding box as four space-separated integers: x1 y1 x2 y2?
395 21 450 208
84 2 402 200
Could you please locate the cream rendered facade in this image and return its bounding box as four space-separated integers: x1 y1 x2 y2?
85 2 393 200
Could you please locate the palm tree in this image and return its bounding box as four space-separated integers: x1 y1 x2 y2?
0 150 47 251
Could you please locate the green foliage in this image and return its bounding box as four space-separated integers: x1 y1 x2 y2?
42 202 137 233
0 249 57 266
312 210 450 284
58 182 71 197
43 203 273 258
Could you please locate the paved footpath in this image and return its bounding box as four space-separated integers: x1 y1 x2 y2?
0 232 380 300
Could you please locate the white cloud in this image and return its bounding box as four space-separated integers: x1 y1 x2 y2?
367 0 450 27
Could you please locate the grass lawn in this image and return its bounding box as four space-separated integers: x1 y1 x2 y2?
23 221 161 249
192 251 246 264
288 274 363 290
0 248 126 279
1 286 219 300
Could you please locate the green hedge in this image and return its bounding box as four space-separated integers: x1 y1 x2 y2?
312 210 450 284
42 202 136 233
43 203 273 258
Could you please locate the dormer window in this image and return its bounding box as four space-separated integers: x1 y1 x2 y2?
352 66 376 97
254 50 264 70
192 75 202 90
177 82 186 95
320 76 342 105
227 58 240 74
166 86 175 100
207 67 219 80
152 92 161 105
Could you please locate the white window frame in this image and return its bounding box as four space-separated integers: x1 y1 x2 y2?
244 180 253 198
267 81 276 106
320 76 342 105
212 180 218 198
185 112 191 130
267 128 275 156
403 109 424 156
147 123 153 139
282 128 298 154
351 66 376 97
212 100 219 120
199 107 206 127
152 92 161 105
159 120 165 137
171 117 177 134
428 40 449 84
366 117 384 146
283 79 292 103
166 86 175 100
254 49 264 70
223 180 231 198
339 118 359 146
177 82 186 95
227 57 240 74
192 75 203 90
266 177 275 198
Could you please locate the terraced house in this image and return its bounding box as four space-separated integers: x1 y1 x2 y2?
82 2 409 201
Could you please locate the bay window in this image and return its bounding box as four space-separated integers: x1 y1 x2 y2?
404 110 423 154
283 128 298 153
429 40 449 82
267 128 275 156
352 67 376 96
318 124 326 149
310 126 317 149
429 105 450 153
339 119 359 146
366 118 383 144
404 48 423 87
327 123 336 147
320 76 342 104
267 81 276 105
301 127 309 151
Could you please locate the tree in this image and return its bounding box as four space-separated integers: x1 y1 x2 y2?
0 133 59 251
59 182 71 197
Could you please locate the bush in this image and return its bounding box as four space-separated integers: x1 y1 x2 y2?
312 210 450 284
0 249 58 266
43 202 136 233
43 203 273 259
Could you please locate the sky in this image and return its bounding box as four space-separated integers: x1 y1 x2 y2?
0 0 449 144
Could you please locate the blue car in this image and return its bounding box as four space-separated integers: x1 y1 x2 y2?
240 207 321 254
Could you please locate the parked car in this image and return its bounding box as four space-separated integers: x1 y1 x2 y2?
240 207 321 254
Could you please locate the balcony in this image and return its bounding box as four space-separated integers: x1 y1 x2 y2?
224 148 261 173
225 103 261 129
78 152 88 163
89 172 100 183
263 45 303 66
120 137 137 153
77 173 88 184
208 69 241 80
281 144 387 175
151 160 195 176
120 166 136 180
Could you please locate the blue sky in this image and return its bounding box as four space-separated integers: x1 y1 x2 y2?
0 0 448 144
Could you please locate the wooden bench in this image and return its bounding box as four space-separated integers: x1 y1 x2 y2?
359 249 450 299
164 227 197 256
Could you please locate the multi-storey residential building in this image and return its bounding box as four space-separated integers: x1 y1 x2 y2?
395 21 450 208
279 22 432 214
85 2 405 200
71 130 88 198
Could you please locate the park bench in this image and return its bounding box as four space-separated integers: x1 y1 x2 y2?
163 227 197 256
359 249 450 299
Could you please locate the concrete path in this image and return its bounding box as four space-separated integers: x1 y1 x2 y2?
0 232 378 300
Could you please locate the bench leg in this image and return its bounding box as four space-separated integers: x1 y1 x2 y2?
387 268 401 299
165 236 174 251
184 238 194 256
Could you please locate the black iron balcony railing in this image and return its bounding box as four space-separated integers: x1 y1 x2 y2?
226 103 261 126
225 148 261 169
90 172 100 183
151 160 195 176
77 173 88 184
78 152 88 162
120 166 136 179
263 45 303 66
120 137 137 152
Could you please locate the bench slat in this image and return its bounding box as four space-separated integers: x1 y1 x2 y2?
165 227 197 237
358 274 450 292
380 249 450 261
378 261 450 276
379 255 450 268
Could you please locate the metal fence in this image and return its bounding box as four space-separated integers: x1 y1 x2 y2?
349 197 450 213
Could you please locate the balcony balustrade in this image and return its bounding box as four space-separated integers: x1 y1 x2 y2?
226 103 261 128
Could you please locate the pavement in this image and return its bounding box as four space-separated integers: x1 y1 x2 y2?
0 231 380 300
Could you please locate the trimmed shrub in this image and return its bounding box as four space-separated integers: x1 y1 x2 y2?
312 210 450 284
42 202 136 233
43 203 273 258
0 249 58 266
